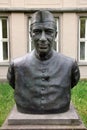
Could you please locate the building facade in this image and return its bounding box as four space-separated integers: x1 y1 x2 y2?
0 0 87 80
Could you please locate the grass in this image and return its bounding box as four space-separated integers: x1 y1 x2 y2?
0 83 15 127
0 80 87 128
71 80 87 128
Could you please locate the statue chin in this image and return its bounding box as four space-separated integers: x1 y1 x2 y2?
38 48 49 54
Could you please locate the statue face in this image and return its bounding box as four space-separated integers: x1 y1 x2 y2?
30 22 56 55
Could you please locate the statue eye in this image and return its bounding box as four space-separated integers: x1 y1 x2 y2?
33 29 41 35
45 29 54 35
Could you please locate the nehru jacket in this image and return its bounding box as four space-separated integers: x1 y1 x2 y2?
7 50 80 114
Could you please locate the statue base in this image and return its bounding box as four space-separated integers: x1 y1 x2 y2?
1 103 86 130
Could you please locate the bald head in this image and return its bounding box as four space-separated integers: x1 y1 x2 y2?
30 10 57 30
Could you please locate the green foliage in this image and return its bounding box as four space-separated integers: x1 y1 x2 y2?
0 83 15 126
71 80 87 128
0 81 87 128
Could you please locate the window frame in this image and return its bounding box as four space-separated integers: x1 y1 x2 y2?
0 17 9 63
78 16 87 63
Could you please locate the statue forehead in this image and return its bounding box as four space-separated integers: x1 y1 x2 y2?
31 10 56 25
31 22 56 30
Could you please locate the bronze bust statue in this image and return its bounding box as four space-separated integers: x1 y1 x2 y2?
7 10 80 114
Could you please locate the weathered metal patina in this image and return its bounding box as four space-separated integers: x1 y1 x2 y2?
7 10 80 114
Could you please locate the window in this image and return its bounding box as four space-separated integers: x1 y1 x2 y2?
28 17 59 52
0 18 9 62
79 17 87 62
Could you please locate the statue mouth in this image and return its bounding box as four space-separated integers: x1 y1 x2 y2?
39 45 48 49
39 46 47 49
39 47 48 52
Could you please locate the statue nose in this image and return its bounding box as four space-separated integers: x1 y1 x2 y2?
40 31 47 42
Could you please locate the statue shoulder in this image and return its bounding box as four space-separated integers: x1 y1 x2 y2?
12 51 34 67
55 52 75 65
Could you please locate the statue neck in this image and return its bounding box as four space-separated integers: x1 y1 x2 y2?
35 50 53 61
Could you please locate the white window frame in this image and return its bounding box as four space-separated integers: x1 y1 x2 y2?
28 18 32 52
79 17 87 62
0 17 9 62
28 17 59 52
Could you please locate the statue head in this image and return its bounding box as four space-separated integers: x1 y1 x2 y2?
30 10 57 59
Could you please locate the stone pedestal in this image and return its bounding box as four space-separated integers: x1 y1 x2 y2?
1 104 86 130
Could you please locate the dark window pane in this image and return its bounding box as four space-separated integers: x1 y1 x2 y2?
3 42 8 60
80 19 85 38
80 42 85 60
2 19 7 38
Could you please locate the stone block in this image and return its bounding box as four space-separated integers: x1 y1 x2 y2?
1 103 86 130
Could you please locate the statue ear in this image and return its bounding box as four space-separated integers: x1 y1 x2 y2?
55 31 57 38
30 31 32 38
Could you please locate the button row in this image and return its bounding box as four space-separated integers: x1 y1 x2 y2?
40 96 46 109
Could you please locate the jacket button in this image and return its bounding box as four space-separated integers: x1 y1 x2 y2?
42 78 45 81
41 105 44 109
41 87 45 90
42 69 46 73
41 96 45 100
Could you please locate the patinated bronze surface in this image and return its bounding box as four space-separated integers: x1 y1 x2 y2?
7 10 80 114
